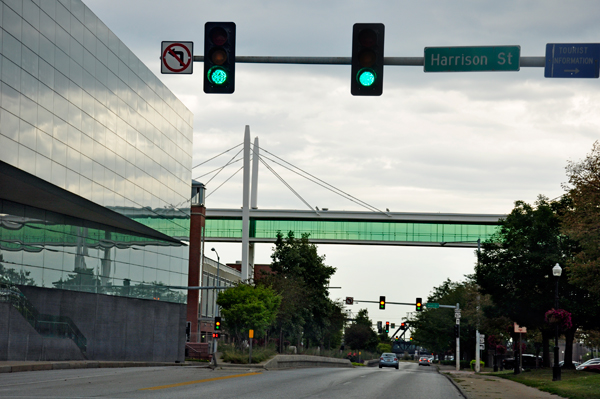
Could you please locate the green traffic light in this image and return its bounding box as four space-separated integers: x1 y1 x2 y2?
208 67 228 85
357 69 376 87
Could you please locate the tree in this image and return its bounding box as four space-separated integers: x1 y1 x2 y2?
217 282 281 349
474 195 593 368
269 231 338 349
344 308 378 351
562 141 600 296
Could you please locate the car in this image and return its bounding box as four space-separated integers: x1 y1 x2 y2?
379 352 399 369
558 360 580 368
502 354 542 370
576 359 600 372
418 356 432 366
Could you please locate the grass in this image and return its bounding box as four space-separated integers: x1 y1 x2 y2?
489 369 600 399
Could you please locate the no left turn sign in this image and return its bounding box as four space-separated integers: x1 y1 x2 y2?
161 41 193 74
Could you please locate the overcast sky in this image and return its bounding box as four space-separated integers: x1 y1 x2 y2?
85 0 599 331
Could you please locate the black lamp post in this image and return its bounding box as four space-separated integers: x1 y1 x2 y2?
552 263 562 382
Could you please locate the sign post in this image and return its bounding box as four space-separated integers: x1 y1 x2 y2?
249 329 254 364
424 46 520 72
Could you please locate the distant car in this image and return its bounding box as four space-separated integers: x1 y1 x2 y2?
558 360 580 368
418 356 432 366
379 352 399 369
502 354 542 370
576 359 600 372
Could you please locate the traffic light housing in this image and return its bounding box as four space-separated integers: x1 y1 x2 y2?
204 22 236 94
377 321 382 333
351 23 385 96
385 321 389 333
400 322 406 330
379 296 386 310
212 332 220 338
215 316 221 331
416 297 422 312
454 324 460 338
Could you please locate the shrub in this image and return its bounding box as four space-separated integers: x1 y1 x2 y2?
470 359 485 370
221 344 277 364
376 343 391 353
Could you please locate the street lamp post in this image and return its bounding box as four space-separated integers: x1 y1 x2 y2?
552 263 562 382
210 248 221 367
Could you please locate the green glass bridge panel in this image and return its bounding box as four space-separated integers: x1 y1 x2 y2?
205 218 500 244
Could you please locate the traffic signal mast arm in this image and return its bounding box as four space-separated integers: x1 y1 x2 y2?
355 300 419 305
193 55 545 67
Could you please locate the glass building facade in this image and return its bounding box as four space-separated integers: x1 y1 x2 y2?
0 0 193 303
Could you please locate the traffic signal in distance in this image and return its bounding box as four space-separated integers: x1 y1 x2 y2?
400 322 406 330
385 321 390 333
204 22 236 94
215 316 221 330
416 297 422 312
454 324 460 338
351 23 385 96
212 332 220 338
379 296 386 310
410 337 413 341
377 321 382 333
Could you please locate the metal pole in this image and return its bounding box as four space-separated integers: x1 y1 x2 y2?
192 55 546 67
456 303 460 372
553 277 561 381
476 330 480 372
211 248 220 363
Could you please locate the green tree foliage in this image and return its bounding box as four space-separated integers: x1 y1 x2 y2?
562 141 600 296
475 196 596 368
268 231 339 349
344 308 378 351
217 282 281 349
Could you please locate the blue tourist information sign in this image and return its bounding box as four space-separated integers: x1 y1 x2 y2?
545 43 600 78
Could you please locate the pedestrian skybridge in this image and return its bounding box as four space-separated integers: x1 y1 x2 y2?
204 209 505 248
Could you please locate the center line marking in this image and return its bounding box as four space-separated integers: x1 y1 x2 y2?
140 372 262 391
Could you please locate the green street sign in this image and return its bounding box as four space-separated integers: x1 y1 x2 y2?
426 302 439 308
424 46 520 72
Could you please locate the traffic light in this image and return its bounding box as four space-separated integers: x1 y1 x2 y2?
379 296 386 310
212 332 220 338
410 337 413 341
391 323 395 329
377 321 382 333
204 22 236 94
400 322 406 330
454 324 460 338
214 316 221 331
385 321 390 333
351 23 385 96
416 297 422 312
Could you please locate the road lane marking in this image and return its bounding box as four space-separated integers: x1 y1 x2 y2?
140 372 262 391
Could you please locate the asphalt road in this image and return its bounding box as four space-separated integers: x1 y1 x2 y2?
0 363 463 399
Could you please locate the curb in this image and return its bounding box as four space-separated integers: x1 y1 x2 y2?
436 366 468 398
0 361 195 374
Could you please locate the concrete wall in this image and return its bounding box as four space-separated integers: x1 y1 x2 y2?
6 286 186 362
264 355 352 369
0 304 84 361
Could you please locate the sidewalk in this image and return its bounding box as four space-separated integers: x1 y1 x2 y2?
437 365 567 399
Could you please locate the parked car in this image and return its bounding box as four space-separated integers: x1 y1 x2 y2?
379 352 399 369
558 360 580 368
418 356 432 366
576 359 600 372
502 354 542 370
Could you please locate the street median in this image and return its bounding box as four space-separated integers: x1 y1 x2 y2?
264 355 352 370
